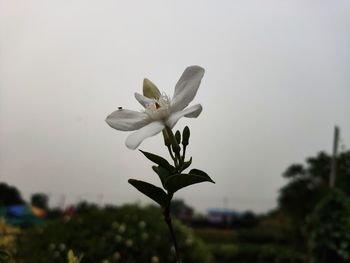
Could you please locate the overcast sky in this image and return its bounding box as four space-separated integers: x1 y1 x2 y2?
1 0 350 213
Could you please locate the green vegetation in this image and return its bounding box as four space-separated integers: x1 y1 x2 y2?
194 150 350 263
195 222 305 263
1 150 349 263
15 204 211 263
306 189 350 263
0 219 20 261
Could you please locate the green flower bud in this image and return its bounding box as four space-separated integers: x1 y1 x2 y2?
182 126 190 146
143 78 161 99
175 130 181 144
162 129 171 147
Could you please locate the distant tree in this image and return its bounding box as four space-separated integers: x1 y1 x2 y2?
0 183 24 206
238 211 258 228
306 189 350 263
75 201 99 215
31 193 48 210
46 208 63 219
170 199 194 218
278 151 350 226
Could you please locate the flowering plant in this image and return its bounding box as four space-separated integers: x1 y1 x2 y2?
106 65 214 262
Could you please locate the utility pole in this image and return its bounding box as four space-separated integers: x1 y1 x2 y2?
223 196 228 210
97 194 103 207
60 194 66 210
330 126 339 188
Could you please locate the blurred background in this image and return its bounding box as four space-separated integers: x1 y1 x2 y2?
1 1 350 262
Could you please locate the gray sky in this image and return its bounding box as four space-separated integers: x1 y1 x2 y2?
1 0 350 213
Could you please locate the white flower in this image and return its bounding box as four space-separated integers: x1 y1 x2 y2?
59 243 66 251
111 221 119 229
48 243 56 251
141 232 149 240
113 251 121 260
115 234 122 242
118 224 126 233
151 256 160 263
185 237 193 246
106 65 204 149
138 220 146 228
125 239 133 247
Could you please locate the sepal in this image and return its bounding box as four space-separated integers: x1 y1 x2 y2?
139 150 174 172
181 157 192 171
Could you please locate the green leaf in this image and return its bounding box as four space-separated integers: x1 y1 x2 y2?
181 157 192 171
162 129 171 146
189 169 215 183
139 150 174 171
152 165 170 188
128 179 169 207
0 250 13 263
164 171 215 193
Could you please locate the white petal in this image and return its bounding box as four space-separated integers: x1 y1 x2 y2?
143 78 161 99
106 109 151 131
166 104 202 128
135 92 154 108
171 66 205 112
125 121 165 149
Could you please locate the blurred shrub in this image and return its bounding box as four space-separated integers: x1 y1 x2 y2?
209 243 305 263
16 204 211 263
67 250 83 263
194 228 236 243
0 218 20 257
236 226 293 245
195 225 294 245
194 223 305 262
306 189 350 263
0 250 15 263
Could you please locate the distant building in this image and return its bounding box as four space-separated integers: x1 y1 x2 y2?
0 204 45 225
207 208 241 224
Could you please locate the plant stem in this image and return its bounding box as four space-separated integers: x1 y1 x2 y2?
167 145 177 164
181 146 187 167
165 126 181 164
163 127 183 262
163 204 182 263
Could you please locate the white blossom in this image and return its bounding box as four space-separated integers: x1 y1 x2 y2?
106 66 204 149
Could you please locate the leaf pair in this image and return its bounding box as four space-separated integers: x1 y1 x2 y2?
128 149 214 208
164 169 215 193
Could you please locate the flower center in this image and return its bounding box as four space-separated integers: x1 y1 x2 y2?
145 93 171 120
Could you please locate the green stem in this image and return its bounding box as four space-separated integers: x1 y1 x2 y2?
165 126 181 168
181 146 187 170
163 198 182 263
167 145 177 167
167 144 176 160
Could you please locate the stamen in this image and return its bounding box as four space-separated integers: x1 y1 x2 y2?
145 92 171 120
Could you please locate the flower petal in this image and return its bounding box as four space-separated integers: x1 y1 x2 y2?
135 92 154 108
106 109 151 131
143 78 161 99
166 104 202 128
171 66 205 112
125 121 165 149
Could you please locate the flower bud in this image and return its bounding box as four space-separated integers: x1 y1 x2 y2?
175 130 181 144
162 129 171 146
143 78 161 99
182 126 190 146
